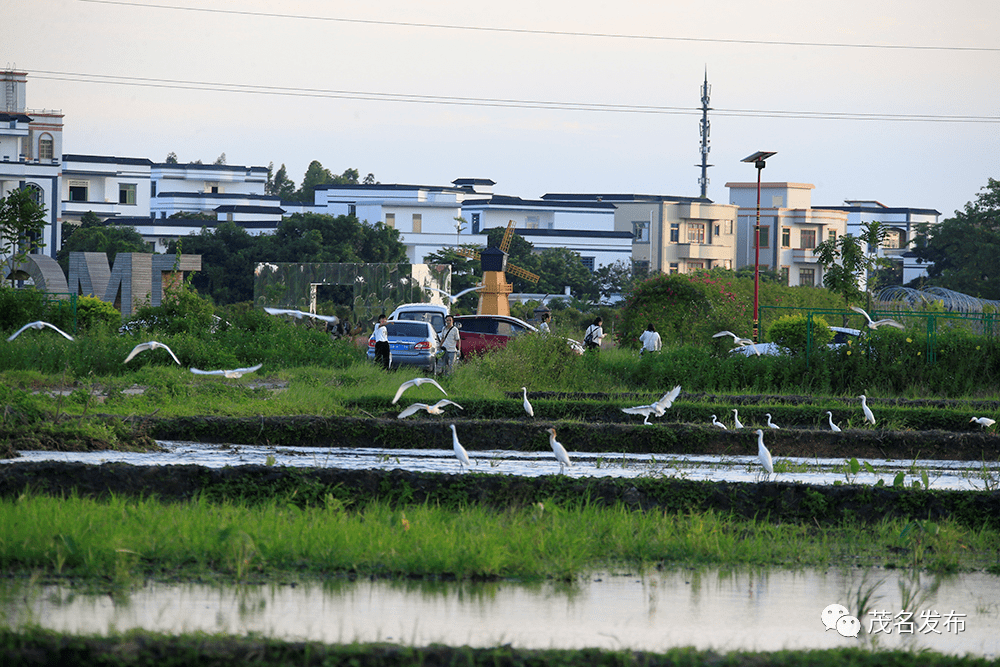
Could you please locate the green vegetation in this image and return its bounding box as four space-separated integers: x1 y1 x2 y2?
1 493 995 583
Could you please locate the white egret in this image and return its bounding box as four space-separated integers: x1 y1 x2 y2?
755 429 774 475
712 330 761 355
123 341 181 365
826 411 842 432
6 321 74 342
450 424 471 470
765 413 780 429
621 385 681 425
397 399 464 419
732 409 744 429
522 387 534 417
859 395 876 425
710 414 727 429
263 307 339 324
426 286 484 305
190 363 263 378
546 428 573 472
849 306 904 330
970 417 996 429
392 377 447 405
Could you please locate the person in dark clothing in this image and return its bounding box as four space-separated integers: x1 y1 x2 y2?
373 314 391 369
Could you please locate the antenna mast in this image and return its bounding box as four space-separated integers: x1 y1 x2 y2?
698 69 713 198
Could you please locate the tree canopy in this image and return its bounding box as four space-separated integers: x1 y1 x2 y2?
0 188 48 269
56 214 151 273
911 177 1000 299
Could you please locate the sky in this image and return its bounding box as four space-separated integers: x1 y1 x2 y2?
5 0 998 218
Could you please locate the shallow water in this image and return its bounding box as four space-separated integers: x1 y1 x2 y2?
3 569 997 656
4 441 999 490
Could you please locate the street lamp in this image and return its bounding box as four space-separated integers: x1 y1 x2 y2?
741 151 777 343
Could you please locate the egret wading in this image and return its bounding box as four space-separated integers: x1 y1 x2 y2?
450 424 471 471
546 428 572 473
755 429 774 476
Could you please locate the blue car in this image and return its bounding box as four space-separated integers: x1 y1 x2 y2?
368 321 439 372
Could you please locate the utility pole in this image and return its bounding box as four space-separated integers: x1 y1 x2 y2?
698 69 713 199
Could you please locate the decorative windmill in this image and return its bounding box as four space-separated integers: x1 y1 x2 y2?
456 220 540 316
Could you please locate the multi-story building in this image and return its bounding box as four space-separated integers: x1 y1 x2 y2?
813 200 940 284
726 182 849 287
61 154 153 225
541 193 739 276
1 69 64 257
150 161 275 220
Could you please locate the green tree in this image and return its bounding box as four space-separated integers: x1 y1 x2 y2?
332 168 359 185
594 259 640 301
164 152 179 164
213 152 227 165
910 178 1000 299
0 188 48 279
167 222 262 304
814 222 889 308
296 160 335 203
267 163 297 200
534 247 599 302
168 211 217 221
56 222 150 273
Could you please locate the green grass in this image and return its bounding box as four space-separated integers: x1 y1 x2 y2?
2 494 997 585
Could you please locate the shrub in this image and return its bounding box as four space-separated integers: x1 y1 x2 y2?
75 295 121 331
767 314 833 354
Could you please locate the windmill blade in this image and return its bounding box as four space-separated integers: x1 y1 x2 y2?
455 248 481 260
499 220 516 254
506 263 540 284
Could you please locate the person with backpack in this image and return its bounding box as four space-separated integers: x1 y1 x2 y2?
584 317 604 351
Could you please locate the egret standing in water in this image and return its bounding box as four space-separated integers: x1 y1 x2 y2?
521 387 534 417
545 428 572 473
859 395 876 425
826 411 842 432
755 429 774 476
710 415 727 429
449 424 471 471
732 409 744 429
765 413 780 429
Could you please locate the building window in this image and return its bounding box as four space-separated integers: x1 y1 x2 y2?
724 219 733 234
669 223 679 243
471 213 480 234
687 222 705 244
348 204 356 217
581 257 595 272
780 266 789 285
632 221 649 243
385 213 395 228
800 229 816 249
799 268 815 287
525 216 539 229
412 213 422 233
69 181 88 202
119 183 137 205
884 230 901 249
38 134 54 160
687 261 704 271
781 228 790 248
828 229 836 243
669 262 679 275
771 195 784 208
756 226 770 248
714 224 720 237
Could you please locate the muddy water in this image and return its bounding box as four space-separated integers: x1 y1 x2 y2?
4 441 999 490
3 569 997 656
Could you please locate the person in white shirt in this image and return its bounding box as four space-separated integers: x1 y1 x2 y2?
373 314 390 369
438 314 461 374
639 323 662 354
539 312 551 334
584 317 604 351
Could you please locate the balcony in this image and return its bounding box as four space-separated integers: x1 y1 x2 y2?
792 248 818 263
673 243 731 261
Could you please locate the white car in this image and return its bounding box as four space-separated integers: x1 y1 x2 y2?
729 326 862 356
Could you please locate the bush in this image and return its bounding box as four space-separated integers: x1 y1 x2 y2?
767 314 833 354
75 295 121 331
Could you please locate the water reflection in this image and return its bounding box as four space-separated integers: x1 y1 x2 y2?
3 569 997 656
4 441 999 490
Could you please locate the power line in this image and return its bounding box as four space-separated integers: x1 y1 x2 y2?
32 69 999 124
77 0 1000 53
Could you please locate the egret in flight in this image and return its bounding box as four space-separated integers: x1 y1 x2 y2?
546 428 573 473
712 330 754 347
621 385 682 425
123 341 180 365
392 377 447 404
6 321 74 342
450 424 471 471
426 286 484 305
849 305 904 330
263 307 339 324
859 395 876 425
397 399 463 419
190 363 263 378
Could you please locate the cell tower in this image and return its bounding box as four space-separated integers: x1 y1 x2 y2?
697 69 713 198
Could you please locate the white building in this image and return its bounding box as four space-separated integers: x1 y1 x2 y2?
0 69 64 258
150 161 272 219
116 216 279 254
813 200 940 284
61 154 153 224
726 182 849 287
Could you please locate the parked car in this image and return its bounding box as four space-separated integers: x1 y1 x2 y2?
729 326 862 357
367 320 440 372
388 303 449 332
454 314 584 358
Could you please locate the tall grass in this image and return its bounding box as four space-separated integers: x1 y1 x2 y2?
1 494 995 582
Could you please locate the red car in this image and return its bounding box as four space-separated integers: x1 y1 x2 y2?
453 314 585 358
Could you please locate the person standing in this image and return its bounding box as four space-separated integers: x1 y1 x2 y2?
584 317 604 351
438 314 461 374
539 311 552 334
373 314 391 369
639 323 662 354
